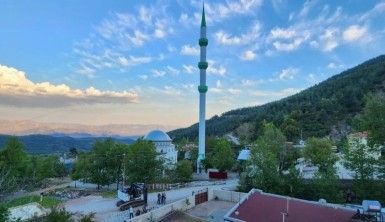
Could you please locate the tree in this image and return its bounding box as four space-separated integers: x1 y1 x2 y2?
0 205 9 222
0 137 28 179
88 139 116 189
343 137 379 182
281 116 300 142
175 160 193 182
312 167 342 203
283 166 304 198
235 122 255 143
257 122 288 172
245 141 282 194
124 140 163 184
68 147 78 158
343 137 380 200
304 138 338 173
206 139 234 172
359 94 385 146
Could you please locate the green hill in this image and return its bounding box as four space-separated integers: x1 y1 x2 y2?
169 55 385 142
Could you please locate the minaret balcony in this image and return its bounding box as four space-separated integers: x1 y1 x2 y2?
198 61 208 69
198 85 208 93
199 38 208 47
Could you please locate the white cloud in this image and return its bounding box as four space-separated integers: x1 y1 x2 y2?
207 60 226 76
118 56 152 67
240 50 256 61
241 79 261 86
215 22 261 46
166 66 180 75
278 68 298 80
154 19 171 39
327 62 344 69
180 45 200 56
182 65 196 74
0 65 138 107
269 27 310 52
139 75 148 80
228 88 241 95
270 28 297 39
343 25 367 42
205 0 262 23
216 80 222 88
151 69 166 77
320 28 339 52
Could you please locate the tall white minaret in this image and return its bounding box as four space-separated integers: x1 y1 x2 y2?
197 4 208 173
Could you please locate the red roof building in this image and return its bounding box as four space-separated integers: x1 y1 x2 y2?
224 189 357 222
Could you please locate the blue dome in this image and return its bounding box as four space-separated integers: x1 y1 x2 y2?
144 130 172 142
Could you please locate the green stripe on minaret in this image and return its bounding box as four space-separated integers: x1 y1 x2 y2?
201 4 206 27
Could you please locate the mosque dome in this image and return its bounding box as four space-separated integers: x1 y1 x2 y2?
144 130 172 142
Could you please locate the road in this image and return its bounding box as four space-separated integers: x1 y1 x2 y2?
64 179 238 222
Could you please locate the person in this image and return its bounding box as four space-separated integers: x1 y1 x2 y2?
135 209 140 216
161 192 166 205
129 206 134 219
157 193 161 205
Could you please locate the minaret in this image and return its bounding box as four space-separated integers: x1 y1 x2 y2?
197 4 208 173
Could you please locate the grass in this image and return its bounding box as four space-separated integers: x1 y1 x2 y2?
1 195 61 209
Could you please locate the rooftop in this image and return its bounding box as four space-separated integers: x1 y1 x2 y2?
144 130 172 142
225 189 356 222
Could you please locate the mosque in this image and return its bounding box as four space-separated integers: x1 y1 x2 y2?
144 130 178 167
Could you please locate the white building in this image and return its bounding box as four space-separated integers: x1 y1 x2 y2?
144 130 178 167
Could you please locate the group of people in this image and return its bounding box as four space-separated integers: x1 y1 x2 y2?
128 205 148 219
157 192 167 205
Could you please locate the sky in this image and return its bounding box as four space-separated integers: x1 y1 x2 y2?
0 0 384 129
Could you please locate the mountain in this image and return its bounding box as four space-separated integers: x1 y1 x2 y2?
169 55 385 142
0 134 135 154
0 120 178 137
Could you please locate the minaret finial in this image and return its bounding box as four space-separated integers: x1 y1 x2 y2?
201 2 206 27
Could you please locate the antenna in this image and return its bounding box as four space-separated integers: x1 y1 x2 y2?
286 198 290 215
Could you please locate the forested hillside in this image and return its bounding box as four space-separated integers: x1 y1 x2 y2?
0 134 134 154
169 55 385 142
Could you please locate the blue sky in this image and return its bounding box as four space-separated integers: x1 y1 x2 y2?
0 0 384 129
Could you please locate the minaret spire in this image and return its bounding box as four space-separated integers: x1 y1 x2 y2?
201 3 206 27
197 2 208 173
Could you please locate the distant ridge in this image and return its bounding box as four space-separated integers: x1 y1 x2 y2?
169 55 385 141
0 134 135 154
0 119 179 137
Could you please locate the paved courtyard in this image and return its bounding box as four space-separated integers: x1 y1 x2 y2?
186 200 236 222
64 179 238 222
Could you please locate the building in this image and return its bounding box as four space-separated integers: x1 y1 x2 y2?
224 189 359 222
144 130 178 166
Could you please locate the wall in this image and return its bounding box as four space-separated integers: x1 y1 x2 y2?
211 190 247 203
125 189 247 222
129 195 196 222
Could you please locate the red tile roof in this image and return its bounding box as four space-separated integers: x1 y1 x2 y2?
226 190 355 222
